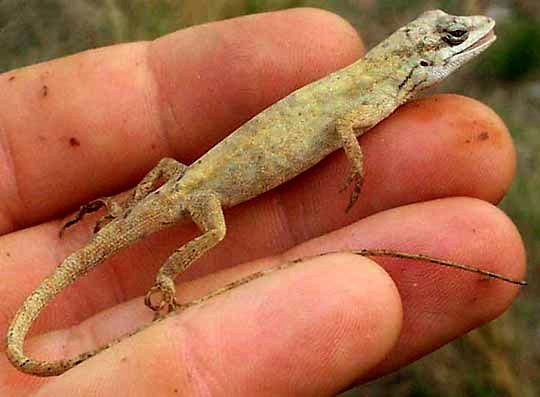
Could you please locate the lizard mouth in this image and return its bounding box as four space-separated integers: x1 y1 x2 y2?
466 29 496 51
472 29 496 48
451 28 496 59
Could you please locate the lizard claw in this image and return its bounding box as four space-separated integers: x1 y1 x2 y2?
144 282 179 316
144 285 167 312
59 200 106 238
340 171 364 212
339 173 354 193
59 197 124 238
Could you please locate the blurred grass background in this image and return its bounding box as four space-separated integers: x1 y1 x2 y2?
1 0 538 395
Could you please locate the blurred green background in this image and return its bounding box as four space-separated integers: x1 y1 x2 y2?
1 0 538 395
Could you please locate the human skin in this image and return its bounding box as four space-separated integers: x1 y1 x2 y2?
0 8 525 396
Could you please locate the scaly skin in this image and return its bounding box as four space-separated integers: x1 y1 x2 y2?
6 10 504 376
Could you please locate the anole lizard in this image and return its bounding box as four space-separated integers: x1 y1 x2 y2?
5 9 526 376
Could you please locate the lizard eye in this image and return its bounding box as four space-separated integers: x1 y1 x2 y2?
442 25 469 45
419 60 431 67
450 29 467 37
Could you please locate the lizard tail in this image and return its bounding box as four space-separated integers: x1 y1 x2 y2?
5 226 139 376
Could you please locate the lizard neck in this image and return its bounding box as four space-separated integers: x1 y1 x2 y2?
361 50 422 105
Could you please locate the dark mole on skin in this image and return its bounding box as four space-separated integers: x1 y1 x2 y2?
69 137 81 147
41 85 48 97
477 131 489 140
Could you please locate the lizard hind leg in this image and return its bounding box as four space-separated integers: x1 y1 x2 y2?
59 197 121 238
59 158 188 237
144 190 226 317
125 157 188 208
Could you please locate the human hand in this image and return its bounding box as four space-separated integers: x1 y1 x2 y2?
0 8 525 396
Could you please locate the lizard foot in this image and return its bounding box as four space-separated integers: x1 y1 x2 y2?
144 280 179 318
339 171 364 212
59 197 123 238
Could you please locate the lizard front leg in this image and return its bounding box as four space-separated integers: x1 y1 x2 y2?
145 190 226 317
337 105 383 212
60 157 188 236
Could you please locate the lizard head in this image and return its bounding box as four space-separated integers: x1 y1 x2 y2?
371 10 496 102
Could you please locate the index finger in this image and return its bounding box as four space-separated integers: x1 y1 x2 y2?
0 8 363 233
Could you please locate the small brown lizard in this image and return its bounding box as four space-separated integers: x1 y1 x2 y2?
5 9 525 377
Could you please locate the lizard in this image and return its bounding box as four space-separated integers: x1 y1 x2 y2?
5 9 526 377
